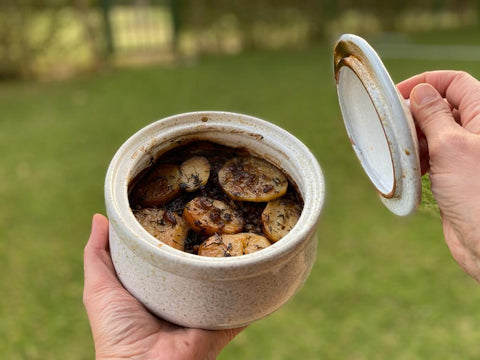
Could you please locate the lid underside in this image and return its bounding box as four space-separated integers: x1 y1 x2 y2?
334 34 421 216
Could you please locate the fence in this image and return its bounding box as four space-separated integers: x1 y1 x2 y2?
101 0 179 57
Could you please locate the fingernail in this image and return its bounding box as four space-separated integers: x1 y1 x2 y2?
411 84 440 106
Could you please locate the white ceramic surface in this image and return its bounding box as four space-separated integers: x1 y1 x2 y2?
334 34 421 216
105 111 325 329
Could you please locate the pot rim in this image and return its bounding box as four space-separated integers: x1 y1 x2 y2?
105 111 325 278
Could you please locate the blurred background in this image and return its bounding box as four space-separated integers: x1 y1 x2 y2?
2 0 480 359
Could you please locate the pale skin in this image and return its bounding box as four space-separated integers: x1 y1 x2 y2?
397 70 480 282
83 214 244 360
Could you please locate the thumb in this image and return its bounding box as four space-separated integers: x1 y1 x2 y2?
409 83 459 141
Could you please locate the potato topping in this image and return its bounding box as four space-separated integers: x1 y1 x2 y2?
262 199 302 242
129 141 303 256
131 164 181 207
179 156 210 192
134 208 189 251
198 233 271 257
183 197 245 235
218 156 288 202
197 233 244 257
243 233 272 254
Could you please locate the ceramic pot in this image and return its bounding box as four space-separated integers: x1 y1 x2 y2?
105 111 325 329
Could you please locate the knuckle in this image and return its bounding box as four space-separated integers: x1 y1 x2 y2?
419 100 450 123
452 71 480 96
453 70 473 84
462 91 480 118
436 130 462 146
430 130 467 155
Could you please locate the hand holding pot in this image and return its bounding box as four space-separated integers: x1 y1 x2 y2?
83 214 244 360
398 71 480 282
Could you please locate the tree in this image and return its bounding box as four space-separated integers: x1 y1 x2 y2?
0 0 68 79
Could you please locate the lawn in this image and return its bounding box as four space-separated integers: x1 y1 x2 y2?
1 37 480 359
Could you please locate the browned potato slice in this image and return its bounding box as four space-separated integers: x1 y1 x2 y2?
131 164 181 206
218 156 288 202
197 233 244 257
179 156 210 192
261 198 302 242
134 208 189 251
242 233 272 254
183 197 244 235
198 233 271 257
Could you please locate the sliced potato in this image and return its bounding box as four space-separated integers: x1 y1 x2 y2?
218 156 288 202
131 164 181 206
197 233 244 257
179 156 210 192
183 197 244 235
198 233 271 257
134 208 189 251
261 198 302 242
242 233 272 254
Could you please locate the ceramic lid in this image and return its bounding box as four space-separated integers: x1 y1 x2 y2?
333 34 421 216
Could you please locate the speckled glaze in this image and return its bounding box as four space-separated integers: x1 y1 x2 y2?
105 111 325 329
334 34 421 216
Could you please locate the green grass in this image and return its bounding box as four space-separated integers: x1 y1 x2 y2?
1 39 480 359
406 27 480 45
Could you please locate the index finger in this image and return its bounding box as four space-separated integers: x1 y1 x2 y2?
397 71 480 125
397 71 448 99
397 71 468 99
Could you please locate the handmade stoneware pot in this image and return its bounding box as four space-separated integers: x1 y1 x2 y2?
105 111 325 329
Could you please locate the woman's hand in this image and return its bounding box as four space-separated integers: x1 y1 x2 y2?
83 214 244 359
